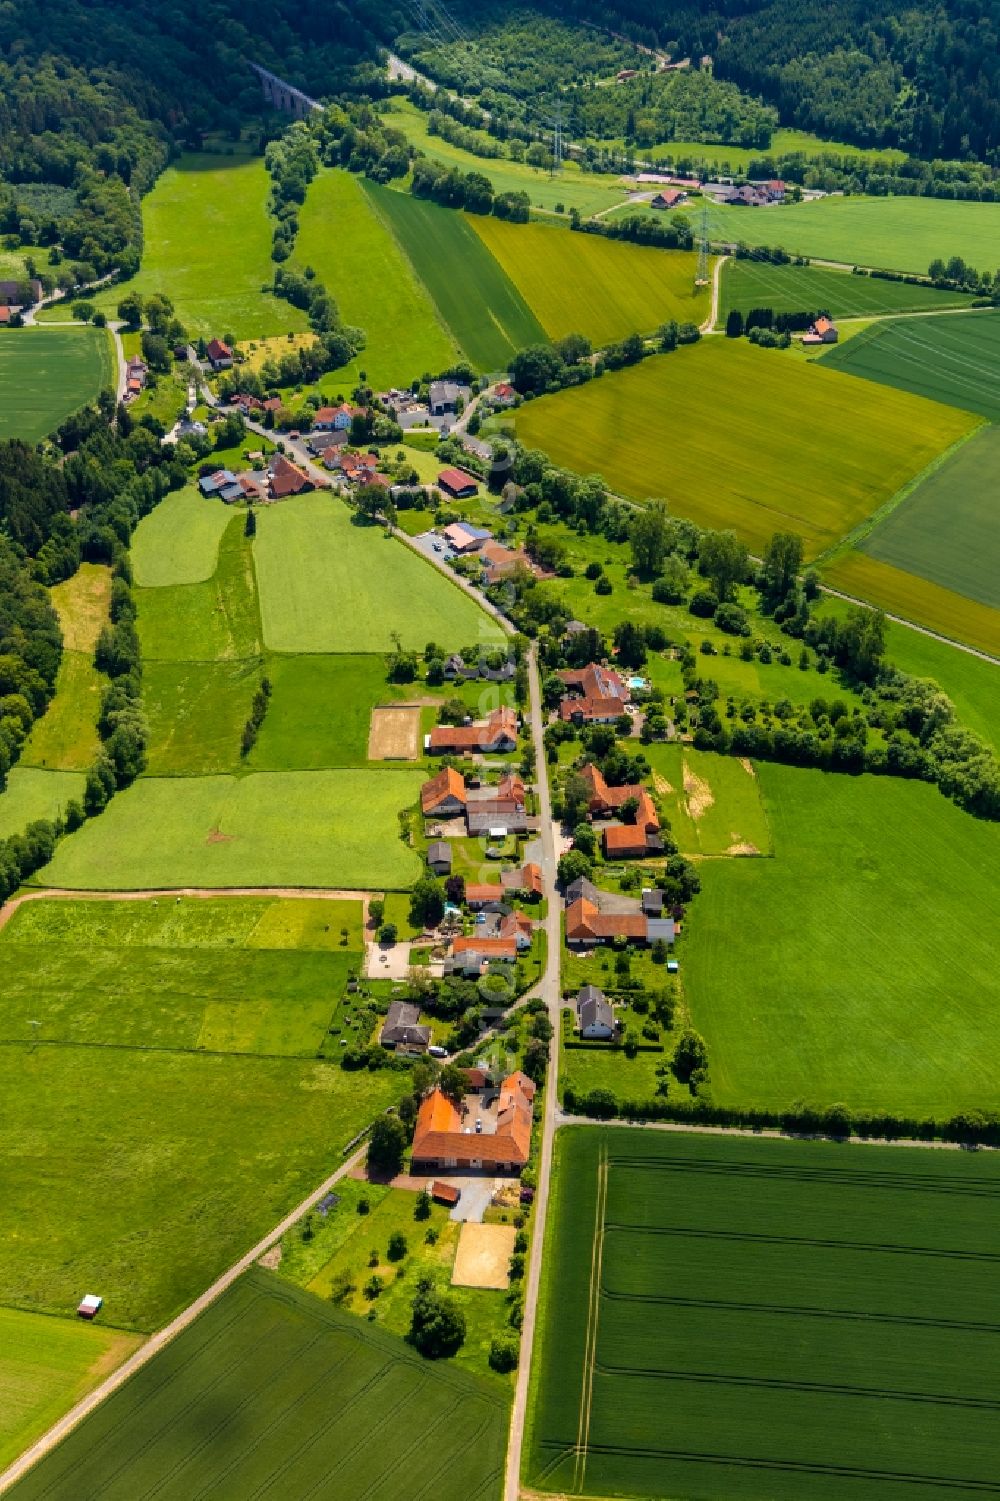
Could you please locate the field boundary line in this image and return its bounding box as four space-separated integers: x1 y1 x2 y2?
817 579 1000 665
0 884 374 935
359 176 464 361
814 421 986 568
573 1143 608 1493
0 1141 372 1495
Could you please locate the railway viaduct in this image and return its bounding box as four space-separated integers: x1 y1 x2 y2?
249 62 322 118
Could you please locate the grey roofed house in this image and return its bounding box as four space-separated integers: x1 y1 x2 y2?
578 985 615 1038
380 1001 431 1051
647 916 676 945
429 380 467 415
642 888 665 917
565 876 601 906
466 808 530 837
427 840 452 874
307 428 347 453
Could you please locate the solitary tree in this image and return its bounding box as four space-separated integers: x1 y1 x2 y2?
409 1277 466 1358
367 1115 407 1178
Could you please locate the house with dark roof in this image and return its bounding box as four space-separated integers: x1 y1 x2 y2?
380 1001 431 1052
428 381 466 416
0 278 42 306
427 840 452 875
198 468 243 502
578 985 615 1039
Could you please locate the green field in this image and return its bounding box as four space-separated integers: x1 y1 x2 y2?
296 168 457 390
823 551 1000 657
136 515 261 662
719 259 974 322
364 183 546 370
527 1127 1000 1501
856 423 1000 609
92 155 306 339
644 127 906 170
249 654 418 769
0 1309 140 1471
1 1044 400 1330
515 340 975 556
819 309 1000 420
39 769 424 889
9 1271 509 1501
0 768 86 838
685 763 1000 1116
383 97 629 217
695 194 1000 275
20 564 111 773
253 494 503 652
0 894 362 1055
471 216 707 346
643 744 773 855
0 328 114 443
141 659 260 773
130 484 232 587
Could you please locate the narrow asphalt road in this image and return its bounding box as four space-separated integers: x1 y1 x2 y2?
0 1142 372 1495
504 643 562 1501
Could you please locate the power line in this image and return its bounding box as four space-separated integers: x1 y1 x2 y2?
695 200 710 287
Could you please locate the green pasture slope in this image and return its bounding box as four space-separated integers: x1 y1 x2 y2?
471 215 706 347
718 259 974 321
515 339 975 556
0 896 402 1330
858 423 1000 610
295 168 457 389
0 894 364 1056
697 194 1000 275
0 769 85 838
253 493 504 652
39 769 425 890
10 1271 509 1501
819 309 1000 421
527 1127 1000 1501
130 484 231 587
92 155 305 339
0 327 113 443
366 182 545 370
136 513 261 663
20 562 111 774
0 1309 139 1471
685 764 1000 1118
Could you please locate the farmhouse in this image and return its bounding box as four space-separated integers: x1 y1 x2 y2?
206 338 233 370
465 772 529 836
465 882 506 910
650 189 687 209
802 316 839 346
198 468 242 502
480 539 534 583
492 382 517 408
314 403 359 430
124 355 148 398
558 663 629 723
578 985 616 1039
429 380 467 416
411 1072 535 1172
266 453 312 498
581 763 659 829
446 935 518 975
501 862 543 900
441 521 490 553
307 428 347 455
427 839 452 875
442 650 514 683
438 467 479 500
232 392 263 415
380 1001 431 1052
0 278 42 306
421 767 467 817
565 897 648 946
428 706 517 755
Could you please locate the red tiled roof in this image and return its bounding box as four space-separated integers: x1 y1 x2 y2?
466 883 505 905
438 467 478 493
206 338 232 360
429 707 517 753
451 936 518 957
603 824 652 857
431 1180 460 1204
565 897 647 942
268 453 310 497
421 766 466 815
413 1075 534 1167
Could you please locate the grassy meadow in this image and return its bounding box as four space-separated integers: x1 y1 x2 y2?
20 564 110 773
685 763 1000 1117
470 216 708 345
10 1271 510 1501
696 193 1000 275
643 744 773 856
527 1127 1000 1501
39 769 425 889
718 259 975 322
857 423 1000 609
0 894 363 1056
382 96 628 216
819 309 1000 420
136 516 261 662
0 1309 140 1471
141 659 260 773
253 494 503 652
0 1044 401 1330
296 168 457 390
515 340 975 556
822 551 1000 657
365 182 546 369
249 653 424 770
0 327 114 443
130 485 231 587
644 127 906 170
92 155 305 338
0 769 85 838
